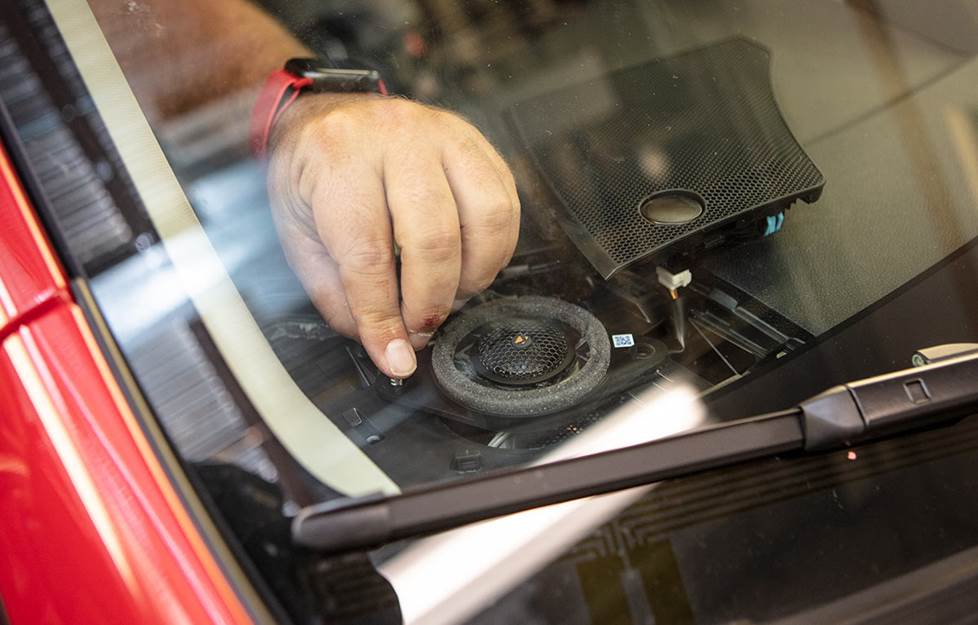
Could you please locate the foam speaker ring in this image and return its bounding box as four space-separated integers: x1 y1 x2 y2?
431 296 610 418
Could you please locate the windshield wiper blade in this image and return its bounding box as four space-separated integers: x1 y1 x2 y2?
293 350 978 554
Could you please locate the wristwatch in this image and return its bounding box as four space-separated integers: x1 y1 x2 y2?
250 58 388 157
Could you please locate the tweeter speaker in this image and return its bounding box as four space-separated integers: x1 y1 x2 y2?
431 296 611 418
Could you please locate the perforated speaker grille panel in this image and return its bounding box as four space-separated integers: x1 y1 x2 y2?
507 37 824 277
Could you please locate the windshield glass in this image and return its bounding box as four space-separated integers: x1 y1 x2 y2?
16 0 978 622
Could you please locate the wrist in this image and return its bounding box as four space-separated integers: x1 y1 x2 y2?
250 59 389 157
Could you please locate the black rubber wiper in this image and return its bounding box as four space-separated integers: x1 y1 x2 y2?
293 348 978 554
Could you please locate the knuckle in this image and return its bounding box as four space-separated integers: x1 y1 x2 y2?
355 306 398 328
406 230 460 264
399 185 444 212
467 199 516 233
340 240 395 273
354 309 403 340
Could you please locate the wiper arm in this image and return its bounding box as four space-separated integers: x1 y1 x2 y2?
294 349 978 554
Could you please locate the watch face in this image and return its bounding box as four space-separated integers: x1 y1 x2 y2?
285 57 382 93
284 57 330 76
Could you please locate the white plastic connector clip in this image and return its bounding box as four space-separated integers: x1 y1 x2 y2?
655 266 692 292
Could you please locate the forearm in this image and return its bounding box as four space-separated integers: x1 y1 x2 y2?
88 0 309 120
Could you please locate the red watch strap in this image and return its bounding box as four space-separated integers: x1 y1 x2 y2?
250 69 312 158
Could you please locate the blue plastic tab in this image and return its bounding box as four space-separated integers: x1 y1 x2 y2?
764 212 785 236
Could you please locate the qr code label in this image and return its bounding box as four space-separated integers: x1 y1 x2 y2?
612 334 635 348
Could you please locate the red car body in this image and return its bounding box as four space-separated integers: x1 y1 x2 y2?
0 143 253 625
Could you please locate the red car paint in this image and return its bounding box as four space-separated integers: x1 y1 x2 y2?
0 143 255 625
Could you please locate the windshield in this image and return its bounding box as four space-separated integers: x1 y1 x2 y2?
10 0 978 622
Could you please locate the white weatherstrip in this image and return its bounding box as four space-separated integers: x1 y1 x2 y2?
45 0 399 497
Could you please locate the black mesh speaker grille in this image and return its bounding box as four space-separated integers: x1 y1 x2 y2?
477 321 571 384
506 37 825 278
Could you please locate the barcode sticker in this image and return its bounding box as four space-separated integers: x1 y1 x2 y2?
612 334 635 348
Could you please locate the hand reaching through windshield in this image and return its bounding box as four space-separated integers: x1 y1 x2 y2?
267 94 519 379
89 0 520 379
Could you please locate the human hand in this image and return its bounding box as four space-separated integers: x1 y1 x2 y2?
267 94 520 379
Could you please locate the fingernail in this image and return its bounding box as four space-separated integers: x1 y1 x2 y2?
385 338 417 377
409 331 433 351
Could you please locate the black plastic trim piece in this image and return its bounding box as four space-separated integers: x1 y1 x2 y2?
799 387 864 451
800 352 978 450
